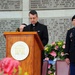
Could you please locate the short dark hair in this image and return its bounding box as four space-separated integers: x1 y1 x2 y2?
29 10 38 16
72 15 75 21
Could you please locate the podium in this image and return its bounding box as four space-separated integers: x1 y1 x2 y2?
4 32 44 75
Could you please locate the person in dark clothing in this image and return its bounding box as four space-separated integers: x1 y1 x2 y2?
65 15 75 75
23 22 48 46
23 10 49 72
23 10 48 46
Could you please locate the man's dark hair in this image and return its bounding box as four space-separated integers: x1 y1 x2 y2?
29 10 38 16
72 15 75 21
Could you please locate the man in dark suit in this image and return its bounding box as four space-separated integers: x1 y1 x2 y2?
65 15 75 75
23 10 49 70
23 10 48 46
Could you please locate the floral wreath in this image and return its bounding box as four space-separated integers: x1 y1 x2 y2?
44 41 65 75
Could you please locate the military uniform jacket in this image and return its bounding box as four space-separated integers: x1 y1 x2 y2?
23 22 49 46
65 27 75 63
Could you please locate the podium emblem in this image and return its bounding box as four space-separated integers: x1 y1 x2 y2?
11 41 29 61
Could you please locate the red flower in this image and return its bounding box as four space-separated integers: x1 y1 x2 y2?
50 51 56 57
0 57 20 75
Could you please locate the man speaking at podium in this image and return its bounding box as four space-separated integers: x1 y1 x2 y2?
23 10 49 69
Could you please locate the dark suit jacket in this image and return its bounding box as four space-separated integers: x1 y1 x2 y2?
65 27 75 63
23 22 49 46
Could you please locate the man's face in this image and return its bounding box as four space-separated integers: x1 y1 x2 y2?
29 14 38 24
72 19 75 26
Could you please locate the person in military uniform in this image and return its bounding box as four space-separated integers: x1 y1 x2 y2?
23 10 49 72
65 15 75 75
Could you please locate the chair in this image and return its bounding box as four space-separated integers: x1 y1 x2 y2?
42 60 48 75
55 60 70 75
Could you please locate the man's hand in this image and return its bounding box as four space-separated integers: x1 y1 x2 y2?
65 58 70 65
